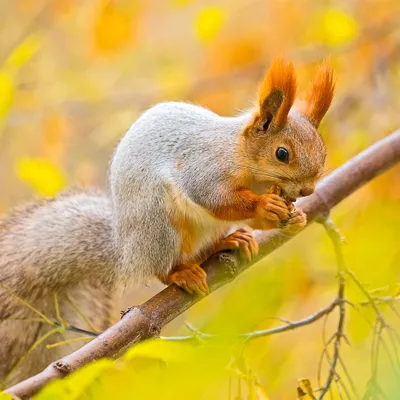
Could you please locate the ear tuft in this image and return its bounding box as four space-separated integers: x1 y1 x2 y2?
258 58 297 128
304 60 335 127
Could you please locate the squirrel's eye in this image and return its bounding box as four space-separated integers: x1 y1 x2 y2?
275 147 289 163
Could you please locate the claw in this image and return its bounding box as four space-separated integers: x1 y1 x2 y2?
214 229 259 262
168 264 209 296
279 220 289 228
281 208 307 233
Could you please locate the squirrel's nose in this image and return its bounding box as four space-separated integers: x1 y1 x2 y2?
299 186 315 197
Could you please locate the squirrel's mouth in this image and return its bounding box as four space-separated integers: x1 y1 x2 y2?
278 188 296 204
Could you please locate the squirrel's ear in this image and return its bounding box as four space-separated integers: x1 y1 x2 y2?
255 58 297 132
304 61 335 128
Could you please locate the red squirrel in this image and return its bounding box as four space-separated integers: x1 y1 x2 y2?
0 58 334 384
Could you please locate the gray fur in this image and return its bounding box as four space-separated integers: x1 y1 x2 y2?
0 192 114 385
0 102 248 384
110 102 249 279
0 100 322 385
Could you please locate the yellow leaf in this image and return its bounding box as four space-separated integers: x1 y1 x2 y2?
5 34 42 73
0 72 14 122
16 158 66 197
34 359 114 400
255 381 270 399
297 378 317 399
195 7 225 43
94 1 132 53
0 393 13 400
124 338 195 364
316 8 358 46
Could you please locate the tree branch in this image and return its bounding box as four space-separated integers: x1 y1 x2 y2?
162 298 341 342
5 129 400 398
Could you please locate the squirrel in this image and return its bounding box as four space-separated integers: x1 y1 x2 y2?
0 58 334 385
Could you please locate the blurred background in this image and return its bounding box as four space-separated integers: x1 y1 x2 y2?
1 0 400 399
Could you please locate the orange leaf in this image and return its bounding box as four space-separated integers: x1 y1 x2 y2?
93 1 133 53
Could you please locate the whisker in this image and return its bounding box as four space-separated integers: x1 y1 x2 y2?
236 161 296 183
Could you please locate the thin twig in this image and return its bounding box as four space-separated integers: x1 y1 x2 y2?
360 295 400 307
318 313 331 388
317 218 347 400
0 284 53 325
161 299 340 342
53 293 67 327
46 336 93 349
3 327 64 385
64 294 100 333
338 355 360 399
52 320 98 338
346 269 387 325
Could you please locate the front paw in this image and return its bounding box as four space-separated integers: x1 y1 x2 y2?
169 264 209 296
256 193 291 223
280 208 307 233
214 228 259 262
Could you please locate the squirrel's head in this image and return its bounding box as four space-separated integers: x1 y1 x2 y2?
239 58 334 202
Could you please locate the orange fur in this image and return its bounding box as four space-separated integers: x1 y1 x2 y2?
168 205 196 256
258 58 297 128
208 188 286 223
208 188 259 221
304 61 335 127
159 264 209 296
